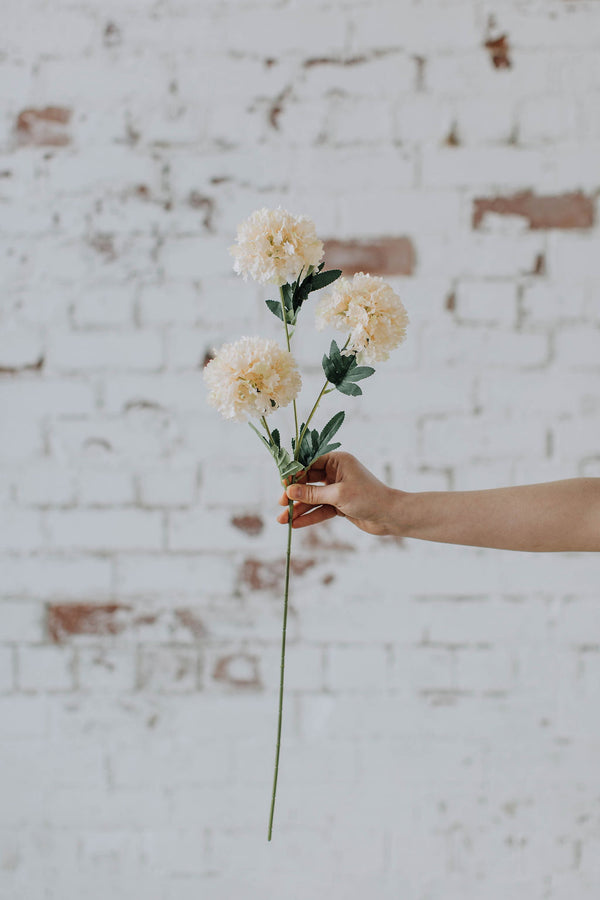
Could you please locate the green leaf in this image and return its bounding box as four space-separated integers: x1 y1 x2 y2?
342 364 375 383
294 411 346 469
281 283 294 312
322 340 354 386
309 269 342 291
265 299 285 322
249 423 303 481
336 381 363 397
271 428 281 448
318 410 345 448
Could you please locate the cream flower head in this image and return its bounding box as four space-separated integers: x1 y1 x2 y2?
315 272 409 364
204 336 302 422
229 206 324 286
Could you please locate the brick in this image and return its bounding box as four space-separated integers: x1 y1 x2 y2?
110 739 232 788
473 191 595 230
45 509 163 551
137 283 203 326
71 285 135 328
0 556 111 599
45 786 170 830
322 237 416 276
138 645 200 692
0 378 95 417
0 600 44 642
0 645 14 692
546 232 600 279
46 331 163 372
0 328 44 370
18 645 75 692
554 326 600 368
421 322 549 369
115 554 236 596
47 603 133 643
0 416 41 460
454 281 517 326
392 95 454 144
15 106 72 147
16 462 76 506
77 467 135 506
338 190 460 237
137 466 197 508
326 645 388 691
77 645 137 692
453 96 515 145
421 147 547 190
0 508 44 550
421 413 547 465
0 695 49 738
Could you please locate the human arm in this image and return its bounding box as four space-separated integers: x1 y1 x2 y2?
277 451 600 552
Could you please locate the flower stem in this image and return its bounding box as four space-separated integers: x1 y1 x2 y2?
279 285 299 451
295 335 352 459
261 415 273 444
268 495 294 841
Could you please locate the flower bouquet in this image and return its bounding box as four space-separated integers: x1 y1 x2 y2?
204 207 409 840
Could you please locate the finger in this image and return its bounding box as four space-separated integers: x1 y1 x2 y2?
291 505 338 529
277 500 319 523
286 480 340 508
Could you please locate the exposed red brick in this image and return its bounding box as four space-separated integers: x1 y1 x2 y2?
322 573 335 586
231 514 264 536
174 608 206 639
484 35 511 69
133 613 158 627
473 191 595 230
48 603 131 643
240 557 316 592
322 237 416 276
212 653 261 689
445 292 456 312
16 106 72 147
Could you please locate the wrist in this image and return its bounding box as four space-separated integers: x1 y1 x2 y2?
384 487 415 538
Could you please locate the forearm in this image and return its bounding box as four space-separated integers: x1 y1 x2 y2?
389 478 600 552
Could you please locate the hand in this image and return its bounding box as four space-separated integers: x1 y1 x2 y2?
276 451 400 536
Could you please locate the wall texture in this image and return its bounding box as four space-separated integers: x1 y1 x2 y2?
2 0 600 897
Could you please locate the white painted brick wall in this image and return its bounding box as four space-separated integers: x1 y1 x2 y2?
1 0 600 898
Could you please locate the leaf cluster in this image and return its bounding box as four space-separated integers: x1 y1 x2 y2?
322 340 375 396
265 262 342 326
249 424 304 482
291 411 345 469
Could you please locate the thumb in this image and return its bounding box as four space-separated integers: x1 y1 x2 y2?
286 481 339 507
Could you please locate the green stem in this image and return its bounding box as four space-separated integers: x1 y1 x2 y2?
279 285 299 451
295 381 328 459
268 497 294 841
260 415 273 444
295 335 352 460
